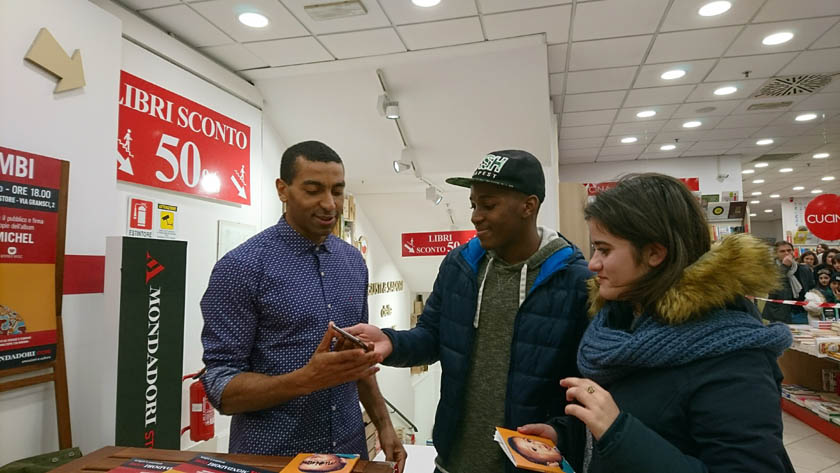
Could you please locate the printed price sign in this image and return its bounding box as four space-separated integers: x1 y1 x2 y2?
402 230 476 257
117 71 251 204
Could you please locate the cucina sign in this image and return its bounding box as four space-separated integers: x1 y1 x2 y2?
804 194 840 241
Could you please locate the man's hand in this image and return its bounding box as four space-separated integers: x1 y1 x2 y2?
378 424 407 473
346 323 393 360
782 254 794 267
299 326 382 393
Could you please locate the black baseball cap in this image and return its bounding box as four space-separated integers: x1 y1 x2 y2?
446 150 545 202
832 272 840 283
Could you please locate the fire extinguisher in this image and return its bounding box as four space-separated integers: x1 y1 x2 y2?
181 369 215 442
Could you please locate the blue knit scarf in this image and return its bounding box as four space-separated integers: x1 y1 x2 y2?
578 303 793 386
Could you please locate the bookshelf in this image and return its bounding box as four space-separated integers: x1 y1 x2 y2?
706 201 748 241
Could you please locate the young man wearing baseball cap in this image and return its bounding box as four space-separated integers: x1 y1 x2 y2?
347 150 591 472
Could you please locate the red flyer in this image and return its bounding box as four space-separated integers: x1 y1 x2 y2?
117 71 251 205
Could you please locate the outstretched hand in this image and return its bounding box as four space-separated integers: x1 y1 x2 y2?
346 323 394 360
300 324 382 393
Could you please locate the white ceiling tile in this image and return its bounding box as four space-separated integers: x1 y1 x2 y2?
280 0 391 34
754 0 840 22
141 5 232 47
685 78 766 102
787 134 839 145
725 18 837 57
597 153 642 162
478 0 571 14
634 60 716 88
549 74 565 95
624 85 695 107
769 143 820 154
819 78 840 93
794 92 840 111
561 109 618 126
716 113 782 129
660 0 764 32
380 0 478 24
813 22 840 49
569 36 652 70
759 124 821 138
558 147 599 163
662 115 724 131
647 27 741 63
731 96 806 114
609 120 666 135
559 137 606 150
600 144 646 155
121 0 180 9
552 95 564 114
564 91 626 112
191 0 308 42
680 149 733 157
615 104 679 122
548 44 568 73
319 28 405 59
397 17 484 50
690 139 743 150
643 140 694 154
560 125 611 139
199 43 268 70
244 37 333 66
652 130 707 142
673 100 742 118
702 127 763 140
573 0 668 41
565 66 636 94
779 48 840 76
705 52 798 82
483 5 571 43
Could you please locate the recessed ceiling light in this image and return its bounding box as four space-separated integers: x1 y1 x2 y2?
750 200 760 204
742 169 755 174
779 167 793 173
636 110 657 118
714 86 738 96
762 32 794 46
661 69 686 80
823 176 836 181
811 189 823 194
756 138 774 146
412 0 441 6
754 162 768 168
751 191 762 196
683 121 702 128
699 1 732 16
752 179 764 184
795 113 817 122
621 137 638 144
793 186 805 191
770 194 780 198
660 144 676 151
764 209 773 213
813 153 830 159
238 12 269 28
749 213 757 217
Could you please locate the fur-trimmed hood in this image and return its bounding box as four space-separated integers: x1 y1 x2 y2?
588 233 781 324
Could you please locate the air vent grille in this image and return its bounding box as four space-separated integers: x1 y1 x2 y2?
753 74 832 98
304 0 367 21
752 153 798 162
746 101 793 111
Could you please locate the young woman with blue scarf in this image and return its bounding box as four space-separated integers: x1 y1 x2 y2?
518 173 794 473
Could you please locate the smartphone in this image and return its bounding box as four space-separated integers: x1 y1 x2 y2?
331 323 371 352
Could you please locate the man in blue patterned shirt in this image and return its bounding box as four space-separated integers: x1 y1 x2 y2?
200 141 406 471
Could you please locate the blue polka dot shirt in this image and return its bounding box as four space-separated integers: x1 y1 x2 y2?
200 217 369 457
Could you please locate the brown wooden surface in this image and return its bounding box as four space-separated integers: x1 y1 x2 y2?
49 447 394 473
0 359 54 378
54 159 73 448
778 348 839 392
0 372 54 393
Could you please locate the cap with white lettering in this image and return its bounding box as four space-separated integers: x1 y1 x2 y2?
446 150 545 202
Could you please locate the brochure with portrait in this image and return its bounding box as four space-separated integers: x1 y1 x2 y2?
107 459 180 473
279 453 360 473
494 426 575 473
164 455 276 473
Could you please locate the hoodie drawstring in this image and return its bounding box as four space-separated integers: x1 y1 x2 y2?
473 257 493 328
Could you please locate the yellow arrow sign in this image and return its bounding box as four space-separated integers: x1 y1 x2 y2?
24 28 85 93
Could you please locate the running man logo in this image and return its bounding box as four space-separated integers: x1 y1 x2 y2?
146 251 165 283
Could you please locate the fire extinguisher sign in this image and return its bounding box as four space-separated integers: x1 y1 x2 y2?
128 197 154 238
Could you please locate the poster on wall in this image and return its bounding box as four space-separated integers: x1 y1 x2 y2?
401 230 477 257
116 71 251 205
0 146 62 369
115 237 186 449
584 177 700 195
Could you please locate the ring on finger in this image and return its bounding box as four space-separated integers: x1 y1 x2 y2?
586 385 595 394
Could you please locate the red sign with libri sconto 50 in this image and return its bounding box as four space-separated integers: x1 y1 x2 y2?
402 230 477 257
117 71 251 204
805 193 840 241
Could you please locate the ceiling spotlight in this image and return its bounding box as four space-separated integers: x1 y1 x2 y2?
770 194 780 198
764 209 773 213
636 110 657 118
660 144 676 151
742 169 755 174
749 213 757 217
823 176 836 181
699 1 732 16
751 191 762 196
795 113 817 122
811 189 823 194
793 186 805 191
683 121 702 128
714 86 738 96
750 200 760 204
813 153 830 159
385 103 400 119
779 167 793 173
754 162 768 168
238 12 269 28
393 160 412 173
412 0 441 6
661 69 686 80
763 32 794 46
752 179 764 184
426 185 443 205
621 137 638 144
756 138 774 146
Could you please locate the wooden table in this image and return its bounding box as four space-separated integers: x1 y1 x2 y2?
50 447 394 473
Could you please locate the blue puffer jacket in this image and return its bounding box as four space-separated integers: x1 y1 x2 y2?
382 234 592 465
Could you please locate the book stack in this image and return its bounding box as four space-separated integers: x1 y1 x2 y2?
783 384 840 427
107 453 361 473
